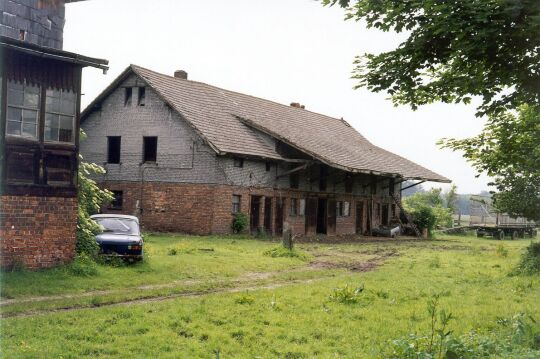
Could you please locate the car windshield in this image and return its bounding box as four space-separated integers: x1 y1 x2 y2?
95 218 139 235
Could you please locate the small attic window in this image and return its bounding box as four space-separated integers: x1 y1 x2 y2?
124 88 132 107
138 87 146 106
233 157 244 168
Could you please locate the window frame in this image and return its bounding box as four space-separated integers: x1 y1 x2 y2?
232 194 241 213
6 80 40 140
289 198 298 216
299 198 306 216
44 88 77 144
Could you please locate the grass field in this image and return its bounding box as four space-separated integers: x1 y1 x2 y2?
1 234 539 358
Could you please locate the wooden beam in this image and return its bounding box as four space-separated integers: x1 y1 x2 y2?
276 163 309 179
400 180 426 192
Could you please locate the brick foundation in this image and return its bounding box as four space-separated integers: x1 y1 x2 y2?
0 195 77 270
101 182 397 237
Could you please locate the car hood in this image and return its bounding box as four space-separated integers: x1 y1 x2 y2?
95 233 142 245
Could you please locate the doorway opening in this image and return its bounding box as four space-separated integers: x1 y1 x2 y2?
250 196 261 233
264 197 272 235
316 198 327 234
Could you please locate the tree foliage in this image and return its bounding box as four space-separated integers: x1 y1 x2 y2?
403 188 454 229
440 105 540 221
77 131 113 256
323 0 540 116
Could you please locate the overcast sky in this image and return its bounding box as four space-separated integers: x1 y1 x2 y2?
64 0 492 194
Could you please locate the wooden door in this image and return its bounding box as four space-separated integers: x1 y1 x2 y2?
275 197 284 235
356 201 364 234
264 197 272 234
327 199 337 235
305 197 318 235
250 196 261 233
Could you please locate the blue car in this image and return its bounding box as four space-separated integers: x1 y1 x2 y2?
90 214 144 261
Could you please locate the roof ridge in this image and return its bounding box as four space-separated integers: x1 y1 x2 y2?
129 64 350 126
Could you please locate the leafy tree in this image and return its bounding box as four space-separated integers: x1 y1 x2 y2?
77 131 113 256
444 185 458 214
440 105 540 221
323 0 540 116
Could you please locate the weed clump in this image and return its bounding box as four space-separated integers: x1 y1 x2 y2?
263 246 309 261
513 242 540 275
329 284 364 304
68 254 98 277
235 293 255 305
496 244 509 258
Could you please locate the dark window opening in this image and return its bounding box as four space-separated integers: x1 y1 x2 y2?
290 198 298 216
290 172 299 189
345 174 353 193
107 136 121 164
138 87 146 106
143 136 158 163
232 195 241 213
19 30 26 41
110 191 124 210
265 162 272 172
319 167 327 191
233 157 244 168
389 178 395 196
124 87 132 106
370 180 377 195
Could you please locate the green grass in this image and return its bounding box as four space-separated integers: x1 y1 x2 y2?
1 234 540 358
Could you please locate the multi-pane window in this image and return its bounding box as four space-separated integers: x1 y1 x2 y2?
290 198 298 216
45 88 76 143
6 80 39 139
299 199 306 216
232 195 241 213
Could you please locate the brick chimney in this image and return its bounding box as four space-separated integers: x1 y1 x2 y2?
174 70 188 80
290 102 305 109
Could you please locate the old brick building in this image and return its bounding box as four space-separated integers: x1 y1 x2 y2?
0 0 108 269
81 65 449 236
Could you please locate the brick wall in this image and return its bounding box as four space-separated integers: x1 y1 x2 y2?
99 181 397 237
0 195 77 269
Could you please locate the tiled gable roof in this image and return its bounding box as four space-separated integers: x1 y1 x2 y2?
84 65 450 183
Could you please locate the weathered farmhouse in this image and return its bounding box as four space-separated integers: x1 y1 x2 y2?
81 65 449 236
0 0 108 269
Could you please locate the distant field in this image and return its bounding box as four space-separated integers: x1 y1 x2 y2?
1 234 539 358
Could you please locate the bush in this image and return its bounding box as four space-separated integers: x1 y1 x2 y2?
411 206 437 236
263 246 309 261
232 212 248 233
514 242 540 275
68 254 99 277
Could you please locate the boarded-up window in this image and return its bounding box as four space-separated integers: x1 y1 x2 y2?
290 198 298 216
143 136 158 163
45 154 72 186
6 151 35 184
232 195 241 213
107 136 121 164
